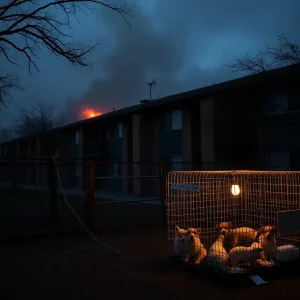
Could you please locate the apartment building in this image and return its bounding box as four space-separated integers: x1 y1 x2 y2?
1 63 300 198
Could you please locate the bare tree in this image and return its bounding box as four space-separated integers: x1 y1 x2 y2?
227 52 271 74
12 100 67 220
0 74 21 106
14 100 63 137
227 34 300 74
0 0 134 106
0 126 15 142
266 34 300 67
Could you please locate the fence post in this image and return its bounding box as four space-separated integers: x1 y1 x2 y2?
85 158 91 229
159 161 166 225
85 158 95 231
90 159 95 230
12 160 17 192
48 157 58 220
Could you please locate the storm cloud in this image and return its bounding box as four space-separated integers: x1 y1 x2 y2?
2 0 300 125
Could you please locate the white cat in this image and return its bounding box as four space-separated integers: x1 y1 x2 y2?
207 234 229 272
173 225 187 258
183 227 207 264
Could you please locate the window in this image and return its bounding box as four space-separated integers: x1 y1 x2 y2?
163 110 182 131
171 155 184 171
111 123 123 138
265 93 288 116
163 155 184 172
266 151 290 170
75 130 80 144
111 162 122 176
287 89 300 111
171 110 182 130
74 165 81 176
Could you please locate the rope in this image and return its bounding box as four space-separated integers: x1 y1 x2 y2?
50 156 120 256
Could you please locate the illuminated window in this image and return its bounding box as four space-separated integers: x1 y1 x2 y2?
163 110 182 131
111 162 122 176
111 123 123 138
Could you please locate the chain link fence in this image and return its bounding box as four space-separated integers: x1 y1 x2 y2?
0 158 85 236
0 157 194 235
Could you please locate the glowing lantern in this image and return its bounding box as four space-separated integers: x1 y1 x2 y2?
231 184 240 196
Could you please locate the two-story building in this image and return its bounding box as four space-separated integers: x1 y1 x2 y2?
1 63 300 199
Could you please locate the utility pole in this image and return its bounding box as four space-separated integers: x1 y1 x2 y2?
146 78 156 101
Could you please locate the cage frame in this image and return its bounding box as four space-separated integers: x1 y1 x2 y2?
166 170 300 275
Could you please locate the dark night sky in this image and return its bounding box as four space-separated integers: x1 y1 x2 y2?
1 0 300 127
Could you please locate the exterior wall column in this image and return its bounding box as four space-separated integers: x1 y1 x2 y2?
200 97 216 170
122 122 129 193
4 144 8 157
182 107 193 170
257 120 266 169
152 114 160 197
132 114 156 197
132 115 141 196
77 128 84 191
27 140 31 184
36 137 41 188
10 141 20 189
16 141 20 157
16 142 20 185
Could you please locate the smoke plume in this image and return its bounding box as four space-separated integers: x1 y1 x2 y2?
64 0 300 123
64 1 231 122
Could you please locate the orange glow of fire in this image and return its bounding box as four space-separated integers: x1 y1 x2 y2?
82 108 102 119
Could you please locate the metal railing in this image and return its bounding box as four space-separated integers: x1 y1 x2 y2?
86 160 194 230
0 157 193 233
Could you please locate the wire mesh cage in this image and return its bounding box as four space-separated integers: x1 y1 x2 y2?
166 170 300 274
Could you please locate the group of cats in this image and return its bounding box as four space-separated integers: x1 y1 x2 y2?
173 222 300 272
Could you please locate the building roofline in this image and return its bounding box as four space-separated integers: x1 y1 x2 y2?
1 63 299 146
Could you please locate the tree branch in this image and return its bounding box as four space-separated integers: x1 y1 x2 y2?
0 74 22 107
0 127 15 142
0 0 134 107
227 33 300 75
226 52 272 75
266 34 300 67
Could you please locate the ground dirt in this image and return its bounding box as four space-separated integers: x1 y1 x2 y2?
1 227 300 300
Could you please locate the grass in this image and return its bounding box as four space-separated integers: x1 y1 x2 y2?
94 201 163 231
0 187 163 236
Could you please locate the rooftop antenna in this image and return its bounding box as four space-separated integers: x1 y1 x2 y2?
146 78 156 101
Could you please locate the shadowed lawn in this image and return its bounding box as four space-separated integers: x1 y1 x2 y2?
0 188 163 236
0 188 85 235
94 201 163 231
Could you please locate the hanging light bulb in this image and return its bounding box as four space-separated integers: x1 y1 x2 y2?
231 184 241 196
